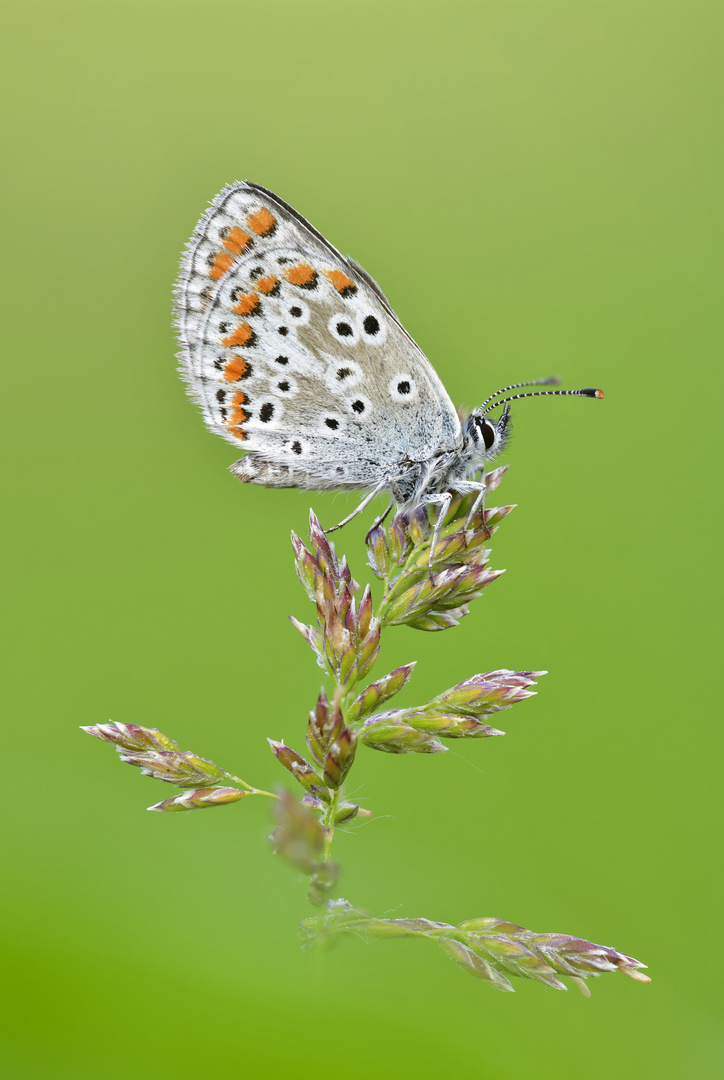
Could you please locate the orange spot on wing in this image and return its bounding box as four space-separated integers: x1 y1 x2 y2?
232 292 260 316
222 323 254 348
222 227 252 256
247 207 277 236
227 425 247 441
324 268 357 296
229 405 249 426
223 357 249 382
255 274 280 295
209 252 235 280
284 262 317 288
231 390 247 407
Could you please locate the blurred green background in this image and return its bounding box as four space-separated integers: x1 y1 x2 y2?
2 1 721 1076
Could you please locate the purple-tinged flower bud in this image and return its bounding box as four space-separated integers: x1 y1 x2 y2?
383 563 429 606
360 716 447 754
347 662 417 723
338 582 355 626
301 794 324 812
319 593 352 672
307 690 343 766
337 643 358 690
357 585 373 639
268 740 329 800
338 556 356 591
333 802 372 823
81 722 180 753
342 596 357 636
315 577 333 630
356 620 381 681
454 531 490 562
407 504 430 545
147 786 250 812
323 726 357 789
406 608 469 631
483 503 516 529
428 670 545 717
383 564 505 627
308 511 336 577
366 525 389 578
118 749 226 787
291 531 321 601
387 519 408 567
457 917 522 932
440 938 516 991
403 712 505 738
484 463 509 494
427 530 467 564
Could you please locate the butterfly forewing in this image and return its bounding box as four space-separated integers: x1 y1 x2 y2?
174 182 461 490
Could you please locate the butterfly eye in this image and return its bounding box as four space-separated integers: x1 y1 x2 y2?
478 419 496 450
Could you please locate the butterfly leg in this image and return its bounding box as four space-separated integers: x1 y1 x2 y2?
454 474 490 537
325 478 396 535
422 491 453 574
466 478 488 534
364 500 394 544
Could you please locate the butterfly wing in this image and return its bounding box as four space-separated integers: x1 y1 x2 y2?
174 182 462 490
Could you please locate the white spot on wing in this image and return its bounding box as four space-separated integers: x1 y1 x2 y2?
388 373 418 402
327 313 359 345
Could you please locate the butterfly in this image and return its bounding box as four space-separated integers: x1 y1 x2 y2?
174 181 602 539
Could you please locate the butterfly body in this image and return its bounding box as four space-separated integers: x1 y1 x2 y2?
174 182 600 524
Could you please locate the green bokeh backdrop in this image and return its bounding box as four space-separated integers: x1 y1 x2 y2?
2 2 721 1076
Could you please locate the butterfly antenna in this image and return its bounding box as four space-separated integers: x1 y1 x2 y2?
478 376 560 413
481 387 604 416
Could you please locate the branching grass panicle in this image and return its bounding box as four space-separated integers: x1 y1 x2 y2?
83 467 649 995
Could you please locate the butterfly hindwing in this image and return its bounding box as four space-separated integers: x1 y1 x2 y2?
174 182 461 490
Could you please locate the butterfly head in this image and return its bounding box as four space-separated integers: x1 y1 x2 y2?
464 376 604 466
467 405 512 461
